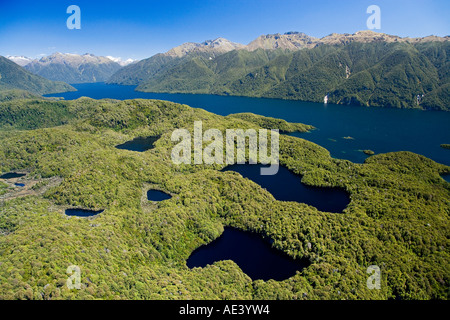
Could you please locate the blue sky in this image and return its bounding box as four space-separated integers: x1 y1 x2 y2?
0 0 448 60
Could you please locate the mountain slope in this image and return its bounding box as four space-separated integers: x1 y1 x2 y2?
106 53 181 85
0 56 75 95
324 43 441 108
245 42 444 109
25 53 123 84
137 49 287 94
107 37 245 86
135 41 449 110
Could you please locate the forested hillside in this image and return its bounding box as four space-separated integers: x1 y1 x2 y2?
0 97 449 299
0 56 75 95
110 41 449 110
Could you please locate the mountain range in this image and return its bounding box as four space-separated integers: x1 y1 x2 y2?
21 53 130 84
246 30 448 50
0 56 75 95
1 31 448 110
0 52 136 95
108 31 449 111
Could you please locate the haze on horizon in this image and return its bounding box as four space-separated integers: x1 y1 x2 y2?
0 0 448 61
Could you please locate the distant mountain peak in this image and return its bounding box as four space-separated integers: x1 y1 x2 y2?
164 37 245 58
246 32 319 51
105 56 137 66
24 52 124 84
6 55 34 67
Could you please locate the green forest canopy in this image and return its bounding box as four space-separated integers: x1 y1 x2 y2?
0 97 449 300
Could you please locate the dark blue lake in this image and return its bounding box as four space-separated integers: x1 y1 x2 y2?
65 208 104 217
115 136 159 152
147 190 172 201
223 164 350 213
442 175 450 183
0 172 26 179
46 82 450 166
186 227 310 281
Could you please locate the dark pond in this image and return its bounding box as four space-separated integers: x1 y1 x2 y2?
222 164 350 213
65 209 104 217
115 136 159 152
187 227 310 281
442 175 450 183
147 190 172 201
14 183 25 187
0 172 26 179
